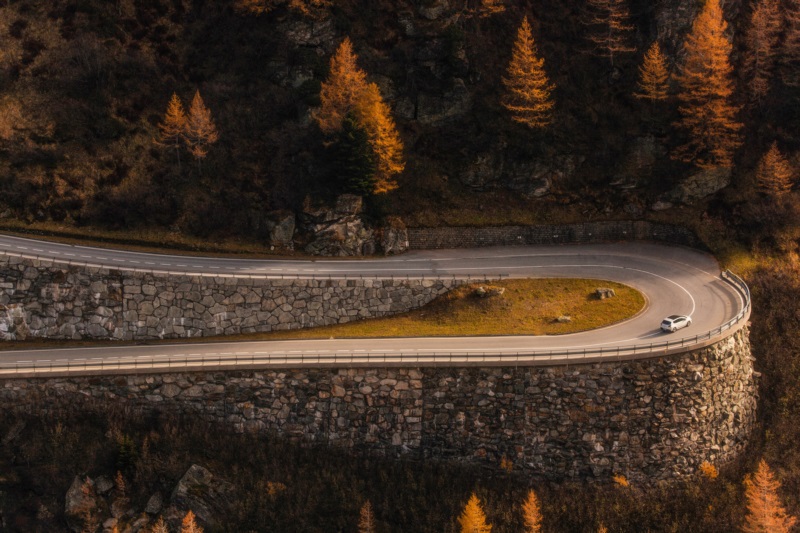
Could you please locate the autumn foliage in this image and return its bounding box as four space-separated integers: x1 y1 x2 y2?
521 489 543 533
156 90 218 172
458 493 492 533
674 0 741 168
158 93 188 168
699 461 719 480
317 38 369 135
583 0 635 65
782 0 800 85
180 510 204 533
185 90 219 164
358 500 377 533
756 143 794 196
317 38 404 194
635 42 669 101
354 83 405 193
742 460 797 533
501 17 555 129
477 0 505 17
743 0 782 101
149 517 170 533
234 0 330 16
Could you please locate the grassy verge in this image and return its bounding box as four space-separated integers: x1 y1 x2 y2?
260 278 645 339
0 220 285 258
0 279 645 352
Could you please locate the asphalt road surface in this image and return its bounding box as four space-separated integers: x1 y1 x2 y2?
0 234 748 373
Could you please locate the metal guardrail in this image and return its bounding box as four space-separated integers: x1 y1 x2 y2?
0 270 751 375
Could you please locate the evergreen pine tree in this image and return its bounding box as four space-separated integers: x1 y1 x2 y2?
331 113 377 195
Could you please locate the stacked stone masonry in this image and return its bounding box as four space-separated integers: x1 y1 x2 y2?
408 221 705 249
0 256 463 340
0 329 757 482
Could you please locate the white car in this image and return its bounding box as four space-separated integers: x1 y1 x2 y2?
661 315 692 333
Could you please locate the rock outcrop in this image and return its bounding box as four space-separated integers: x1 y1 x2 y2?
65 476 104 533
164 465 234 530
302 194 377 256
380 217 410 256
660 167 732 206
265 210 296 251
459 150 580 198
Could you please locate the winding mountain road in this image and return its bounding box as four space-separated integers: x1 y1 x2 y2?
0 233 749 373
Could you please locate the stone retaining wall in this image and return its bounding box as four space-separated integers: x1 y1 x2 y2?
0 329 757 482
408 221 704 249
0 256 462 341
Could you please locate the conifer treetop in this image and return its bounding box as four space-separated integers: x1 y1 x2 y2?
742 460 798 533
757 143 795 196
674 0 741 168
501 16 555 129
458 493 492 533
635 42 669 101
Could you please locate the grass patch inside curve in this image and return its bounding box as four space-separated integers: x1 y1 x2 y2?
0 279 645 352
261 278 645 340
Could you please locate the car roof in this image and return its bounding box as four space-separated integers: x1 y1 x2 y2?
665 315 683 320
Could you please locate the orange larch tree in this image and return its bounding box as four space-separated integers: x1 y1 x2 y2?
185 90 219 172
743 0 782 101
521 489 543 533
674 0 742 168
458 493 492 533
782 0 800 85
180 510 203 533
742 460 798 533
756 142 794 196
157 93 188 171
501 16 555 129
358 500 376 533
635 42 670 101
317 38 405 194
149 517 170 533
478 0 505 17
234 0 330 16
316 38 369 135
583 0 636 66
354 83 404 193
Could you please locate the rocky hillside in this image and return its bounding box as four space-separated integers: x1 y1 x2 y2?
0 0 795 247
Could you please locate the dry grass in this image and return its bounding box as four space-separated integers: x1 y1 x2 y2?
261 278 645 339
0 279 644 351
0 220 285 258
